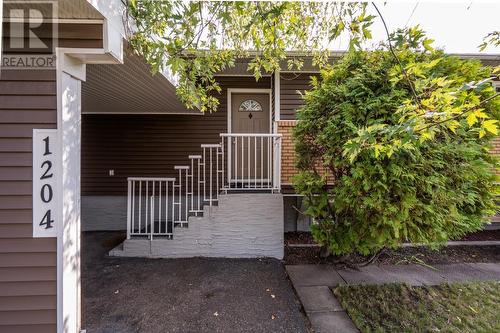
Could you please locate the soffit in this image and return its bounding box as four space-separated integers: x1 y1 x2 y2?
82 48 197 115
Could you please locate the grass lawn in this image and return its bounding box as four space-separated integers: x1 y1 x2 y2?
334 281 500 333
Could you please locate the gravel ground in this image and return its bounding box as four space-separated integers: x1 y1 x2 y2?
82 232 309 333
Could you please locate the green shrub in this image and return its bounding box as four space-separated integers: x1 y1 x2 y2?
293 46 499 256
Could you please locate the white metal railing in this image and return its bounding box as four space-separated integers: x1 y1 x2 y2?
220 133 282 191
126 133 282 240
127 175 189 239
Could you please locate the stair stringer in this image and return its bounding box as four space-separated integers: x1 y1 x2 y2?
112 193 284 259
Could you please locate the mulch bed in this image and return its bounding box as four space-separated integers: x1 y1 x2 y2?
459 229 500 241
285 230 500 246
284 244 500 266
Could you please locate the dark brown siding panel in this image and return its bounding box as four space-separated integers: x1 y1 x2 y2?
3 22 103 50
0 295 56 311
0 110 57 123
0 324 56 333
0 181 32 195
0 281 56 296
0 21 104 329
0 210 32 224
81 76 270 195
0 69 57 329
279 73 319 120
0 267 56 282
0 310 56 325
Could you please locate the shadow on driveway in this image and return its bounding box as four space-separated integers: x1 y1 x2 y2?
82 232 309 333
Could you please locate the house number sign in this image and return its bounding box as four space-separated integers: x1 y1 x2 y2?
33 129 59 237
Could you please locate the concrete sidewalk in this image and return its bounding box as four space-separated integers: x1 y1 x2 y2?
286 263 500 333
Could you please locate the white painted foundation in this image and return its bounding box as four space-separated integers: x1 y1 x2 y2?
110 193 284 259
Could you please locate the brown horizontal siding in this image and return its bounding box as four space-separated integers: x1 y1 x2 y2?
0 68 57 329
0 153 33 167
0 282 56 304
0 238 55 253
0 194 32 209
0 110 57 124
2 22 103 50
0 167 32 181
279 73 319 120
0 295 56 311
0 181 32 195
0 21 105 329
82 76 270 195
0 267 56 282
0 210 32 224
0 253 56 267
0 310 55 325
0 324 56 333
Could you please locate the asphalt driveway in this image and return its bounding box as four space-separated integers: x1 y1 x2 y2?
82 232 309 333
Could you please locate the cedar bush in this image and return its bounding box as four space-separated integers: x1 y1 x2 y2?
293 41 499 256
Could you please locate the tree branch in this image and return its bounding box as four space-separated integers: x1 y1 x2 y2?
416 92 500 132
371 2 422 109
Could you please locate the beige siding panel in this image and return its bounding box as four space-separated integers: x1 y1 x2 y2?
0 196 31 210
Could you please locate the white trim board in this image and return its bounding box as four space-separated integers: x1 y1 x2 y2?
274 70 281 124
55 13 124 333
82 111 203 115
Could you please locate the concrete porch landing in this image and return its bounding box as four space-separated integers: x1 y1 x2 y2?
110 193 284 259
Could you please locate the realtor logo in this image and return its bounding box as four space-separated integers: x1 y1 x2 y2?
1 1 58 70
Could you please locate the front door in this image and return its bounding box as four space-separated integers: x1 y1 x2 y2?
230 92 270 183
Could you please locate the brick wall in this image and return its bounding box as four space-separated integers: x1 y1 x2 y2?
277 120 298 184
277 120 333 185
277 120 500 185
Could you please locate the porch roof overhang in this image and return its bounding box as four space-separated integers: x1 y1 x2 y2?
216 52 500 76
82 48 198 115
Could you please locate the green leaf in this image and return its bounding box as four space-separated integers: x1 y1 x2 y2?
446 120 460 133
422 38 435 51
466 113 477 127
483 120 498 135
